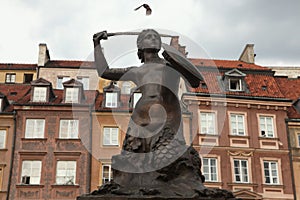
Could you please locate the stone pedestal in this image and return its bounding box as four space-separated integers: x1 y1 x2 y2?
77 196 238 200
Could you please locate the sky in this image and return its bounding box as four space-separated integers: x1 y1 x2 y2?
0 0 299 67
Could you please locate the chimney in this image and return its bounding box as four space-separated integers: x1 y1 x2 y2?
170 36 187 56
239 44 255 64
38 43 50 67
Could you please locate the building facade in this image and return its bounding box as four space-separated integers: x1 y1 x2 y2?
8 78 97 200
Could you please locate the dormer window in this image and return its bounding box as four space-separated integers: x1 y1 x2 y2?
105 92 118 108
5 73 16 83
33 87 47 102
30 78 54 103
229 78 242 91
65 88 79 103
103 82 120 108
63 79 84 104
224 69 246 92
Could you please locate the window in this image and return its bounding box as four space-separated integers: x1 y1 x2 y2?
298 133 300 147
65 88 79 103
25 119 45 138
200 112 216 135
57 77 71 89
259 116 275 138
230 114 245 136
59 120 79 138
0 166 4 190
203 158 218 182
0 130 6 149
56 161 76 185
102 164 113 184
121 82 131 94
21 161 42 184
229 79 242 91
24 74 33 83
133 93 142 108
105 92 118 108
263 161 279 184
0 98 3 112
32 87 47 102
77 77 89 90
5 73 16 83
103 127 119 146
233 159 249 183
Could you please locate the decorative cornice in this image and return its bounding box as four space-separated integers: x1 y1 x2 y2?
227 151 253 157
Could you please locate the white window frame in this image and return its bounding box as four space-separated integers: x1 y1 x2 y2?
259 115 275 138
0 130 7 149
5 73 16 83
230 113 246 136
25 119 45 138
57 76 71 89
65 88 79 103
102 164 113 184
77 77 89 90
229 78 242 91
233 159 249 183
133 92 142 108
199 111 216 135
56 161 77 185
32 87 47 102
202 157 218 182
105 92 118 108
103 127 119 146
59 120 79 139
263 161 279 185
21 160 42 185
0 98 2 112
297 133 300 148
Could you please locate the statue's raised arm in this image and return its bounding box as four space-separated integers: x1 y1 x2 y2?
93 31 137 81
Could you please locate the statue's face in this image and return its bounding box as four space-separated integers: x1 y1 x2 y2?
139 31 161 50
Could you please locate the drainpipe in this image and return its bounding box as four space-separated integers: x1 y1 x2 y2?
285 119 296 200
87 106 93 193
6 110 17 200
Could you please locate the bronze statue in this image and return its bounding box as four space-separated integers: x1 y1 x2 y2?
82 29 237 199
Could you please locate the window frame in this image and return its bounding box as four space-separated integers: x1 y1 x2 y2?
24 74 33 84
0 165 4 190
105 92 118 108
77 76 89 90
59 119 79 139
25 119 45 139
258 115 275 138
229 78 242 91
32 87 48 102
202 157 218 182
20 160 42 185
5 73 16 83
233 159 249 183
57 76 71 89
102 164 113 184
199 111 217 135
65 87 79 103
55 160 77 185
102 127 119 146
297 133 300 148
229 113 246 136
0 129 7 149
133 92 142 108
263 160 280 185
0 98 2 112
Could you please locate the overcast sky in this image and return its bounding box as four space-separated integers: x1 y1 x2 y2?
0 0 299 66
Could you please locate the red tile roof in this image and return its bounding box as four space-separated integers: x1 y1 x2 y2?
189 70 285 98
189 58 271 71
0 63 37 70
45 60 95 68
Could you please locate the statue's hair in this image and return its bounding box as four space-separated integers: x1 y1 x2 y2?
136 29 162 62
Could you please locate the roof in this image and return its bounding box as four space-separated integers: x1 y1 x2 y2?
189 58 271 71
0 84 31 112
44 60 95 69
0 63 37 70
275 77 300 119
188 70 285 99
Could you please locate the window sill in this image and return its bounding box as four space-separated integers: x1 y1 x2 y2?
51 184 80 188
102 145 120 148
199 133 219 137
21 138 47 141
227 182 258 187
229 135 249 139
258 137 279 140
0 148 8 152
16 184 44 188
262 184 283 188
55 138 81 142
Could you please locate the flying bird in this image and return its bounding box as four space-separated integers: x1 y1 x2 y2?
134 4 152 15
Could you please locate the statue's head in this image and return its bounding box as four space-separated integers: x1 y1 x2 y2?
137 29 162 51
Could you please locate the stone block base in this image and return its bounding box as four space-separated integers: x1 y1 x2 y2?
77 195 237 200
